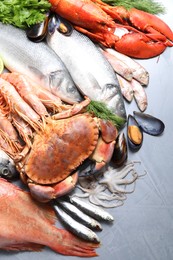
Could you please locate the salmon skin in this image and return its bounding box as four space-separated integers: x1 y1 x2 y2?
0 178 99 256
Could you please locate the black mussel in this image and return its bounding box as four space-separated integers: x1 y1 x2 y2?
127 115 143 151
26 12 50 42
77 158 97 177
48 14 73 36
133 111 165 136
111 132 128 167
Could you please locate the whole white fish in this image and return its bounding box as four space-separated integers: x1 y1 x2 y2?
0 22 82 104
47 15 126 119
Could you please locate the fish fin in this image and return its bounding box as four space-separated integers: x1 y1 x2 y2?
0 242 44 251
87 72 101 90
49 229 99 257
28 66 47 82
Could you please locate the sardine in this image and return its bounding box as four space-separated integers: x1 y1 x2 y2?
69 196 114 222
0 23 83 104
0 150 18 180
53 204 100 243
47 15 126 119
56 199 102 230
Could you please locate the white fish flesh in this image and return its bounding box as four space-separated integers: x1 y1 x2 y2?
0 23 83 104
46 16 126 119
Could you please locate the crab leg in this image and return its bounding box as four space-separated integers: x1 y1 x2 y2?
52 97 90 119
28 172 78 203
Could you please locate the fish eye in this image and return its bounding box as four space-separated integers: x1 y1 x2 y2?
1 167 10 176
67 85 76 94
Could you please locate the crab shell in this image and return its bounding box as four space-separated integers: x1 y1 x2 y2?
24 113 99 185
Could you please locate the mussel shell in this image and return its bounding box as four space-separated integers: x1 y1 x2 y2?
111 132 128 167
48 14 73 37
133 111 165 136
77 158 97 177
127 115 143 151
26 12 50 42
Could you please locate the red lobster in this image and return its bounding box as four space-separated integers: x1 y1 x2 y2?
49 0 173 58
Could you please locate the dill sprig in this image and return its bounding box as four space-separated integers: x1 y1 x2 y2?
102 0 165 14
87 100 126 129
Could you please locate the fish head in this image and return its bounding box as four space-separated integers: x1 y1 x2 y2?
100 83 127 120
49 70 83 104
0 159 19 180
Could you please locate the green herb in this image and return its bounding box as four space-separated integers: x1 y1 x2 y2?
87 100 126 129
102 0 165 14
0 0 51 29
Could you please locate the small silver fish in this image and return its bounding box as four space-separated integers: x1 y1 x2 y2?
70 196 114 222
0 150 18 180
56 199 102 230
47 15 126 119
0 22 83 104
53 204 100 243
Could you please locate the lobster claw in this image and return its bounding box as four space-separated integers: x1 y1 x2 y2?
114 32 167 59
127 8 173 46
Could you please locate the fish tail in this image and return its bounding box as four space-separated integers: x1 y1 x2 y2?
48 228 99 257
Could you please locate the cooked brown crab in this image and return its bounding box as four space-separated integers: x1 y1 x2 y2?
0 72 118 202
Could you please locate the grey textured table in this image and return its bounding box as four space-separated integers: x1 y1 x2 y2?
1 0 173 259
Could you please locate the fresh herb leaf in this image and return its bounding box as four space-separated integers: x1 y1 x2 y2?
87 100 126 129
102 0 165 14
0 0 51 29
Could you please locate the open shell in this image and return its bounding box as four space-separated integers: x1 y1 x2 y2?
127 115 143 151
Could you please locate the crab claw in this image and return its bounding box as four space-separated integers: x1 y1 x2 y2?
28 172 78 203
90 137 115 172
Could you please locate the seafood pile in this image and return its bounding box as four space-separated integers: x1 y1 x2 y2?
0 0 171 258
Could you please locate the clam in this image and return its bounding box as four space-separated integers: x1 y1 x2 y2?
26 12 50 42
127 115 143 151
111 132 128 167
133 111 165 136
